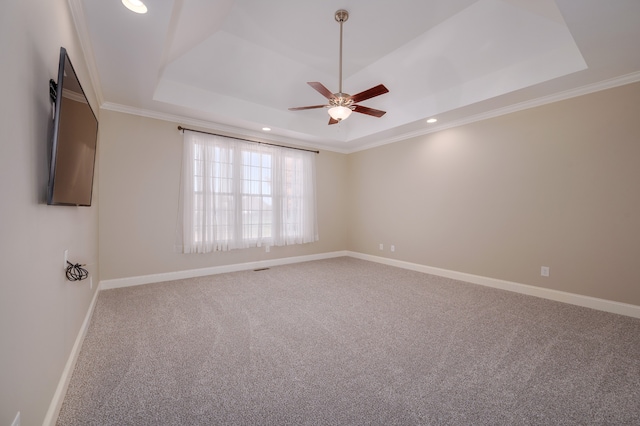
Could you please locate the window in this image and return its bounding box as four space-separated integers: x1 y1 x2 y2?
176 131 318 253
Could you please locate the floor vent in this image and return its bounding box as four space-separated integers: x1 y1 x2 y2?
253 268 270 272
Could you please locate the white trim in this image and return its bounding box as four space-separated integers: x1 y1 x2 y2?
41 250 640 424
348 71 640 153
42 286 101 426
67 0 104 106
99 249 640 318
347 251 640 319
100 72 640 155
100 102 348 154
99 251 349 290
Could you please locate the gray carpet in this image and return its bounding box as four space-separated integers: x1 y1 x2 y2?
57 257 640 425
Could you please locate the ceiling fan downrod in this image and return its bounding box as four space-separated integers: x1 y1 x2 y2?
335 9 348 96
287 8 388 125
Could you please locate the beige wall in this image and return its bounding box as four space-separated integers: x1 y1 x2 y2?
348 82 640 306
100 82 640 308
1 3 637 424
98 111 348 280
0 1 99 425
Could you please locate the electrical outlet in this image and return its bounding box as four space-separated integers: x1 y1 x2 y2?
390 245 395 252
64 249 68 269
12 411 20 426
379 243 384 250
265 245 270 253
541 266 550 277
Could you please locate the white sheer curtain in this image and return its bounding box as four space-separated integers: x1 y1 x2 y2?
176 130 318 254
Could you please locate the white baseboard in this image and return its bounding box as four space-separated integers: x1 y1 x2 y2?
42 286 101 426
100 249 640 318
99 251 349 290
347 251 640 319
48 250 638 425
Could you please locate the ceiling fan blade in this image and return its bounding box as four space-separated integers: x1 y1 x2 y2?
350 84 389 104
291 12 391 124
288 105 328 111
308 82 336 100
353 104 387 118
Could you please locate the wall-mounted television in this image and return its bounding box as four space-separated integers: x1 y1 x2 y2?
47 47 98 206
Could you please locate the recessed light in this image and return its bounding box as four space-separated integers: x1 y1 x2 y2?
427 118 437 124
262 127 271 131
122 0 147 14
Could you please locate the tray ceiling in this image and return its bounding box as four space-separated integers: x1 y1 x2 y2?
78 0 640 152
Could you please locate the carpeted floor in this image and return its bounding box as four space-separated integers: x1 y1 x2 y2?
57 257 640 425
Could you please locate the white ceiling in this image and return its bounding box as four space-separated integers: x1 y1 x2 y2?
76 0 640 152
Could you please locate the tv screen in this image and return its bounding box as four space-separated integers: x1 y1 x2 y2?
47 47 98 206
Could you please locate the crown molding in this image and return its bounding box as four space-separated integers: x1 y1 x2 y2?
100 102 350 154
101 71 640 156
347 71 640 153
67 0 104 107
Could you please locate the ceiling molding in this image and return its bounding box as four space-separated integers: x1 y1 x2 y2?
102 69 640 156
100 102 350 154
67 0 104 106
78 1 640 151
347 71 640 154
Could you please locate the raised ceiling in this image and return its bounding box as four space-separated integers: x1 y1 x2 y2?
77 0 640 152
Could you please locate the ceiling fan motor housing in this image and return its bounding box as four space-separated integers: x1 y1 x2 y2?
330 93 354 108
288 8 388 124
335 9 349 23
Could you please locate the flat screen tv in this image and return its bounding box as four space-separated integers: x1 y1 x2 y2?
47 47 98 206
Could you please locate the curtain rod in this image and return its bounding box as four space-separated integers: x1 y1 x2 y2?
177 126 320 154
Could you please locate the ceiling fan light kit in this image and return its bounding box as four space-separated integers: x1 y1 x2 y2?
328 106 353 121
289 9 389 125
122 0 148 14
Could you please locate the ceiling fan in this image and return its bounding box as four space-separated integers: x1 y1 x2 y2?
289 9 389 125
